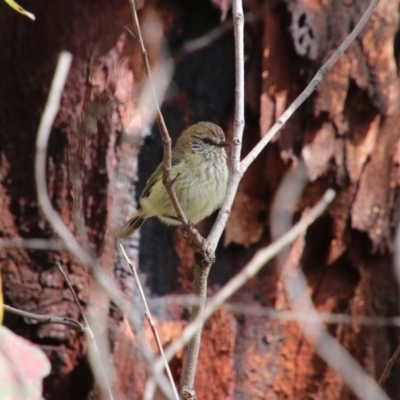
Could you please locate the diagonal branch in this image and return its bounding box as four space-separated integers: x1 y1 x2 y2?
120 244 179 400
154 189 336 376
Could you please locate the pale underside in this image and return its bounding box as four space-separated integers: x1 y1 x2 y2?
139 151 228 225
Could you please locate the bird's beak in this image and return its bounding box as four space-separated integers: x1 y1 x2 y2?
217 141 230 147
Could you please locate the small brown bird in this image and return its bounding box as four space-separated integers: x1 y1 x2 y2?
119 122 229 238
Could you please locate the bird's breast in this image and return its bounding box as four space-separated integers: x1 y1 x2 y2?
176 152 228 223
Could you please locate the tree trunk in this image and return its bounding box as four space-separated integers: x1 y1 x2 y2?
1 0 399 399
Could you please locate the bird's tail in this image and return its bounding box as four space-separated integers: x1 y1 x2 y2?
118 214 145 238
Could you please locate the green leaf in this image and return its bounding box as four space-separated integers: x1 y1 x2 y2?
4 0 35 20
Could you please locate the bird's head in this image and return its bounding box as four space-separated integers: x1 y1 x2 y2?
178 122 230 155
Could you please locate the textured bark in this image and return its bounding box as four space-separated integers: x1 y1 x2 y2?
1 0 400 399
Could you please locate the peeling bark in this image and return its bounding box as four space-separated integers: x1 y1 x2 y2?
1 0 400 399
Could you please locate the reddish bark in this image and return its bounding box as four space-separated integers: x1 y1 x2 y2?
1 0 400 399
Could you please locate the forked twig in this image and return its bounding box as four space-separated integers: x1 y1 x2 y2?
119 244 179 400
147 189 336 393
4 304 85 332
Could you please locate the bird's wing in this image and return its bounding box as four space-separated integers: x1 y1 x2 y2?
140 150 183 199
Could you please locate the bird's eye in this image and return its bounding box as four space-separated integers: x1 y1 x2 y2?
202 138 212 144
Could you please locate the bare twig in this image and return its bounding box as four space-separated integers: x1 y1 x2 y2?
143 379 157 400
126 2 205 251
4 304 85 332
270 159 308 267
174 9 261 62
0 238 66 251
35 51 175 400
208 0 381 250
56 261 89 326
179 261 209 398
56 263 114 399
152 189 336 378
378 342 400 387
282 237 389 400
207 0 245 252
119 244 179 400
35 52 94 269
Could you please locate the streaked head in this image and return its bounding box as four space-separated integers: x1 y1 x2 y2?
178 122 230 155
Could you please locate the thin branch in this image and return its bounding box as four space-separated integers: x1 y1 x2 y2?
119 244 179 400
270 159 308 266
179 260 210 398
35 52 94 269
174 9 261 62
0 238 66 251
282 237 389 400
126 2 205 251
143 379 157 400
57 263 114 399
56 261 89 327
4 304 85 332
208 0 381 251
153 189 336 376
35 51 175 400
378 341 400 387
91 267 176 400
206 0 245 252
